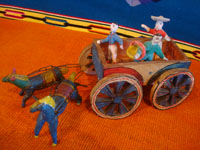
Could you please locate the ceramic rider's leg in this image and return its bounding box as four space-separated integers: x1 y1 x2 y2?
34 113 45 137
108 45 112 61
110 45 117 63
49 117 58 146
158 41 162 49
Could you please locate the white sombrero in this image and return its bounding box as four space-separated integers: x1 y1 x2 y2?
151 16 170 22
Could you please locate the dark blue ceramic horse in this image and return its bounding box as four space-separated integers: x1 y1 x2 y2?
30 72 82 146
2 66 68 107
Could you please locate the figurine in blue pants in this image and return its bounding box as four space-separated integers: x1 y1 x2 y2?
97 22 124 63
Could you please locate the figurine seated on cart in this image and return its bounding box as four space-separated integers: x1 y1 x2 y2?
133 33 168 61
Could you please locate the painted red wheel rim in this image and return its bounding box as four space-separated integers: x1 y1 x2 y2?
91 76 142 119
152 72 194 109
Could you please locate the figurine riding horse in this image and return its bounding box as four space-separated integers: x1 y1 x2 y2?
30 72 82 146
2 65 68 107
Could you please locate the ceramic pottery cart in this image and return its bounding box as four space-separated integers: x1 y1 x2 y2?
79 38 194 119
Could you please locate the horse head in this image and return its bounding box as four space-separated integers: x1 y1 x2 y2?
30 96 55 113
2 68 29 89
2 68 17 82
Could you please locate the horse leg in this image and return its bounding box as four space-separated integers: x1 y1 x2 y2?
22 89 34 107
76 92 82 105
49 116 58 146
55 102 67 116
19 90 24 96
34 113 45 137
70 90 82 105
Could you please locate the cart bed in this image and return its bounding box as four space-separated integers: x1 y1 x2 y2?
92 38 191 85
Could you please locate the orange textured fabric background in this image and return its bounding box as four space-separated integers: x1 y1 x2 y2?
0 18 200 150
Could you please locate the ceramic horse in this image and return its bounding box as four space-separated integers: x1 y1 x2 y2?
2 65 68 107
30 72 82 146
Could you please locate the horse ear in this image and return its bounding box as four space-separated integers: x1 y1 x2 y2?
10 76 16 81
12 68 16 74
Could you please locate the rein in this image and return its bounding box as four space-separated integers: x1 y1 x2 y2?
27 64 81 77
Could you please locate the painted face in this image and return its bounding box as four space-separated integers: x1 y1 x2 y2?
2 69 29 89
2 69 16 82
152 35 162 44
2 75 10 82
110 23 118 33
2 74 16 82
2 73 28 82
155 21 163 30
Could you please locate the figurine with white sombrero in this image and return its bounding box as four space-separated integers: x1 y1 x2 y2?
141 16 171 48
135 34 168 61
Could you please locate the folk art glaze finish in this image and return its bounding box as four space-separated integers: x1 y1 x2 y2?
79 37 195 119
0 18 196 146
30 72 82 146
2 65 68 107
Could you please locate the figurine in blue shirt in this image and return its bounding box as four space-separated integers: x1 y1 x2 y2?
97 23 124 63
135 34 168 61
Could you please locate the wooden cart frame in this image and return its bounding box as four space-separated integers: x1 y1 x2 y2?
79 38 194 119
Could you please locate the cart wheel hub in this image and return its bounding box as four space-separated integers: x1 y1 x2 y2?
114 96 122 104
170 87 178 94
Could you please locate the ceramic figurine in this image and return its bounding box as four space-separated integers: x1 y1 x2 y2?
2 65 68 107
141 15 170 48
134 34 168 61
30 72 82 146
97 22 124 63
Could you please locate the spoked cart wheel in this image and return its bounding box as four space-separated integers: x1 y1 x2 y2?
79 44 96 75
150 68 194 110
90 73 143 119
